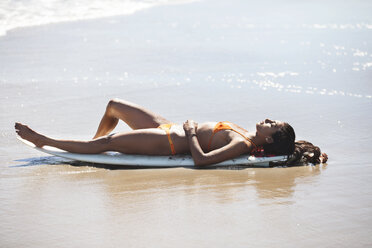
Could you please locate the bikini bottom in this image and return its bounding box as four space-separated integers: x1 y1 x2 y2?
157 123 176 155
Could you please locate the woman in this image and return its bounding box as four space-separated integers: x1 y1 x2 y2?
15 98 327 166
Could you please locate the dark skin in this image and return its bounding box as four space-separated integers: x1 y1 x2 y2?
15 98 285 166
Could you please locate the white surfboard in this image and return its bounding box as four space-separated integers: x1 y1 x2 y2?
18 137 287 167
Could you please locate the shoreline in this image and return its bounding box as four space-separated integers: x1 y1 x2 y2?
0 0 200 38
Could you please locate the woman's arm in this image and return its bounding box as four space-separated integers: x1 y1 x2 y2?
183 120 248 166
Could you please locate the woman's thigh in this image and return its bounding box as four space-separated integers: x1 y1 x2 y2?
107 128 172 155
109 99 172 129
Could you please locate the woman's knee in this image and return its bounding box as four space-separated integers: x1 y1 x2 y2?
107 98 147 117
107 98 121 110
106 98 126 116
107 98 138 110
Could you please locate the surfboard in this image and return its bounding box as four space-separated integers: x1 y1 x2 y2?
18 137 287 167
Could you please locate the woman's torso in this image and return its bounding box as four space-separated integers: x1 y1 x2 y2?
170 121 251 154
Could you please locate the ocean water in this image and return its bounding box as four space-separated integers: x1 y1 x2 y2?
1 0 372 247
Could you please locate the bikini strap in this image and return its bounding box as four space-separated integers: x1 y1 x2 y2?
158 123 176 155
208 121 257 152
233 129 257 151
224 122 257 150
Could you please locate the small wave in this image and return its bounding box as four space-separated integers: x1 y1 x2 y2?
0 0 197 36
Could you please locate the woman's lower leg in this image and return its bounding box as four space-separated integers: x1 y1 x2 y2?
16 122 110 153
45 136 110 154
93 111 118 139
93 99 134 139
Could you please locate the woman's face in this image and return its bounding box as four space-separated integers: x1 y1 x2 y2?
256 118 285 137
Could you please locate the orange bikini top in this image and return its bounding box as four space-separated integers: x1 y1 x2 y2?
207 121 257 152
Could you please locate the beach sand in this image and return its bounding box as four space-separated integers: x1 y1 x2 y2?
1 0 372 247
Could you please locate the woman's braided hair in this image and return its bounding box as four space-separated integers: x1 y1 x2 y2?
288 140 328 166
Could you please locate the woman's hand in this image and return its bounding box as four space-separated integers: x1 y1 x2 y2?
183 120 198 136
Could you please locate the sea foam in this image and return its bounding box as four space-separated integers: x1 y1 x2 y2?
0 0 197 36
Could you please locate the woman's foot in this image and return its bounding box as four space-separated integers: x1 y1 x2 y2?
15 122 46 147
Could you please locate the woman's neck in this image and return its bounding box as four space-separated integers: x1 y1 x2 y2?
246 132 267 147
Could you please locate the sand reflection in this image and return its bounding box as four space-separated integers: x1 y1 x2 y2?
251 165 325 199
13 151 328 212
21 162 327 206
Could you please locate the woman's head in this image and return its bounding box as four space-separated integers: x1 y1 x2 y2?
254 119 328 166
256 119 296 156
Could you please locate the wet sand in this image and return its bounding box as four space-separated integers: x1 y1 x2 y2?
1 0 372 247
